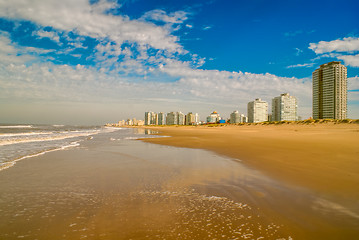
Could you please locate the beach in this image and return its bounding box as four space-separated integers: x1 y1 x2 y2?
0 125 358 239
141 123 359 200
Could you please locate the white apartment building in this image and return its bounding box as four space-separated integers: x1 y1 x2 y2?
272 93 298 121
186 112 196 125
144 111 158 125
313 61 347 119
166 112 178 125
247 98 268 123
178 112 185 125
158 112 166 125
230 111 240 124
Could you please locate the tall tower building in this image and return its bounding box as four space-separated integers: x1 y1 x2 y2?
272 93 298 121
312 61 347 119
247 99 268 123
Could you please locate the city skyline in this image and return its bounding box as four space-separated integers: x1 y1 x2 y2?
0 0 358 124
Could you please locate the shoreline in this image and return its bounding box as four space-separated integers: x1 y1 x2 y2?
138 123 359 200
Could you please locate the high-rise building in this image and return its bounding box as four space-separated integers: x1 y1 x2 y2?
186 112 195 125
144 111 158 125
272 93 298 121
313 61 347 119
166 112 178 125
158 112 166 125
194 113 200 125
240 114 248 123
230 111 240 124
178 112 185 125
247 98 268 123
144 112 152 125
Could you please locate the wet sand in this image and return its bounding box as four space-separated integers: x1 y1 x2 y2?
0 127 358 239
139 123 359 239
141 124 359 200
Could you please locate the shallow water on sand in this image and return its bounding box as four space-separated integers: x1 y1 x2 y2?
0 128 358 239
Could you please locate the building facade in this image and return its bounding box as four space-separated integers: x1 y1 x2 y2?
166 112 178 125
313 61 347 119
158 112 166 125
230 111 240 124
206 111 221 123
186 112 195 125
272 93 298 121
178 112 185 125
144 111 158 125
247 98 268 123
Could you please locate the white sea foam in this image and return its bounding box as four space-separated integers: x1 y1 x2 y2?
0 132 51 137
0 130 100 146
0 141 81 171
0 125 33 128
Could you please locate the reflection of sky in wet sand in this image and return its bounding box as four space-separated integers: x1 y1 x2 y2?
0 128 358 239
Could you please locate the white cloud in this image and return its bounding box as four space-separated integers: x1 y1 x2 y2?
336 54 359 67
0 32 36 64
35 29 61 43
287 63 314 68
141 9 188 24
348 76 359 91
0 32 314 120
309 37 359 54
309 37 359 68
0 0 183 53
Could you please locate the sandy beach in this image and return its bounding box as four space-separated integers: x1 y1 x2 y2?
0 125 358 239
141 123 359 200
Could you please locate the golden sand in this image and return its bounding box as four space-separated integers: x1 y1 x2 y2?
140 123 359 200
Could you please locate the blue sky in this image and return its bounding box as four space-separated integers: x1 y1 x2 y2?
0 0 358 124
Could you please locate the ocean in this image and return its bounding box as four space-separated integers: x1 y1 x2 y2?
0 124 117 171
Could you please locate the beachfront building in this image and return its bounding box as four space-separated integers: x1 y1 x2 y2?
230 111 247 123
178 112 185 125
186 112 195 125
158 112 166 125
241 114 248 123
166 112 178 125
272 93 298 121
312 61 347 120
144 111 158 125
206 111 221 123
247 98 268 123
230 111 240 124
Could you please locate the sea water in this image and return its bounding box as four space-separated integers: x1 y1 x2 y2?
0 124 116 170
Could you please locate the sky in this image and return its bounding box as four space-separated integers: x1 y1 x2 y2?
0 0 358 125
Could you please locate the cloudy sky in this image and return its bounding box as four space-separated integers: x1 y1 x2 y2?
0 0 358 124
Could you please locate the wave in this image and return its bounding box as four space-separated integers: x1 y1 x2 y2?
0 132 51 137
0 141 81 171
0 125 33 129
0 130 101 146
